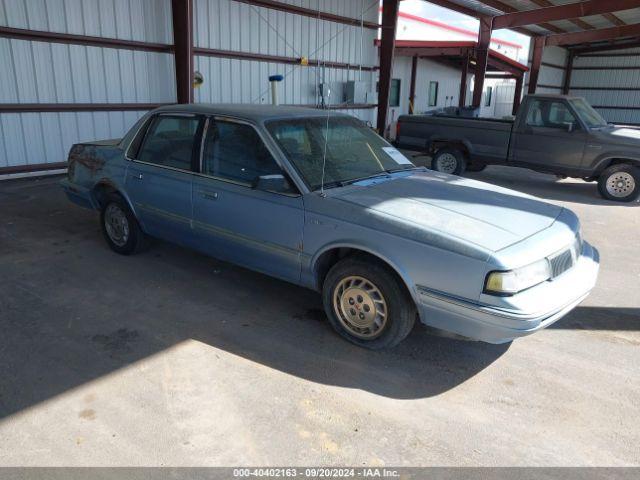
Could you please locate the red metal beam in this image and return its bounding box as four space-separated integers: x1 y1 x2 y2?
377 0 400 133
571 39 640 53
526 0 595 31
474 0 566 33
0 26 173 53
0 162 68 175
528 36 545 94
423 0 539 36
233 0 380 30
562 52 575 94
546 22 640 46
602 12 626 26
459 52 469 107
409 56 418 114
513 75 524 115
171 0 194 104
194 47 377 71
493 0 639 30
0 103 165 113
472 16 492 108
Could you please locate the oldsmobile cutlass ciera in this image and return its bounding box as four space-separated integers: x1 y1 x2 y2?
61 104 599 349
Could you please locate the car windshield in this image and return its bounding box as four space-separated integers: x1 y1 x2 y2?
266 116 416 190
570 98 608 128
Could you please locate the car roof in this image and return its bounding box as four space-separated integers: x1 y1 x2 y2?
153 103 351 122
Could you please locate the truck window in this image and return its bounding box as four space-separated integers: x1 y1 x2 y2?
525 99 576 130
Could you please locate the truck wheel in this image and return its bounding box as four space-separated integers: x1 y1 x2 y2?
100 193 147 254
597 164 640 202
322 257 416 350
432 148 466 175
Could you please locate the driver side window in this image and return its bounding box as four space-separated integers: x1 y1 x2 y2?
202 121 283 185
526 99 577 129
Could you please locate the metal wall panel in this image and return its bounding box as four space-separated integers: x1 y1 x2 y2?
0 110 146 168
0 0 173 43
192 0 379 124
526 45 567 92
570 48 640 124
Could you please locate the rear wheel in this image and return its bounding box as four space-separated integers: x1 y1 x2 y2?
322 257 416 349
597 164 640 202
100 193 147 254
432 148 466 175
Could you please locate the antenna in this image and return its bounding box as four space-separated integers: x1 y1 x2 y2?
320 83 331 197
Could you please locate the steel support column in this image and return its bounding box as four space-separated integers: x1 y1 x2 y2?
376 0 400 133
171 0 194 104
562 51 575 94
528 36 544 94
459 52 469 107
409 55 418 114
513 75 524 115
472 16 492 108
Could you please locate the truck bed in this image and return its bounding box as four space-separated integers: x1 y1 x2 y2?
397 114 514 162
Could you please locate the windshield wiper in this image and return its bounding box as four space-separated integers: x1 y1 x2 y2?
341 171 391 186
385 166 420 174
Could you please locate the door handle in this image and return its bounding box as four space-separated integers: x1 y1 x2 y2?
200 191 219 200
133 173 143 180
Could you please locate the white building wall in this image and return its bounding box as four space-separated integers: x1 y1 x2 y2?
388 56 469 121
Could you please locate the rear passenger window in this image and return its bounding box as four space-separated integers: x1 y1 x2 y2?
202 121 282 184
137 115 201 170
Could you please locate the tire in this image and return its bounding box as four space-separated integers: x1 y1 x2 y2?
466 162 487 172
432 148 466 175
100 193 147 254
597 164 640 202
322 256 416 349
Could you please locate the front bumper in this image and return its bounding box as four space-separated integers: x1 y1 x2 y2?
416 241 600 343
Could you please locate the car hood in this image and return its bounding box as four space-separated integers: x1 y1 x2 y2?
601 126 640 147
332 171 564 253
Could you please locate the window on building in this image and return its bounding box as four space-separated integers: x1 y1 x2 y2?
389 79 401 107
428 81 438 107
485 86 493 107
137 115 201 171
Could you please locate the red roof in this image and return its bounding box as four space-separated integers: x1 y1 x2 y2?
378 40 529 72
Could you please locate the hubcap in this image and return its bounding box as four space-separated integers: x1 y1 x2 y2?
333 276 388 339
104 203 130 247
606 172 635 198
435 153 458 174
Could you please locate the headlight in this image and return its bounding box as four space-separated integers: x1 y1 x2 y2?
484 258 551 295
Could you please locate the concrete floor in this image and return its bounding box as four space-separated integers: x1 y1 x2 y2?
0 166 638 466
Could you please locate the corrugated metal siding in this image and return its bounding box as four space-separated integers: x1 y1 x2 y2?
0 0 174 169
192 0 379 124
1 0 379 170
571 48 640 125
0 0 173 43
525 44 567 93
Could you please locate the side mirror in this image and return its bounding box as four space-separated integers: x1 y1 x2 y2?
253 174 292 193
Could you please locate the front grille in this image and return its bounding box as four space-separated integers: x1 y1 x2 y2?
549 249 574 278
548 235 581 279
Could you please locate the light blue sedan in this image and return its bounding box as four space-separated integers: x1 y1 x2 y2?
61 104 599 349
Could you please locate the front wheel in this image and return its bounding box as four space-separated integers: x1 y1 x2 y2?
597 164 640 202
322 257 416 349
432 148 466 175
